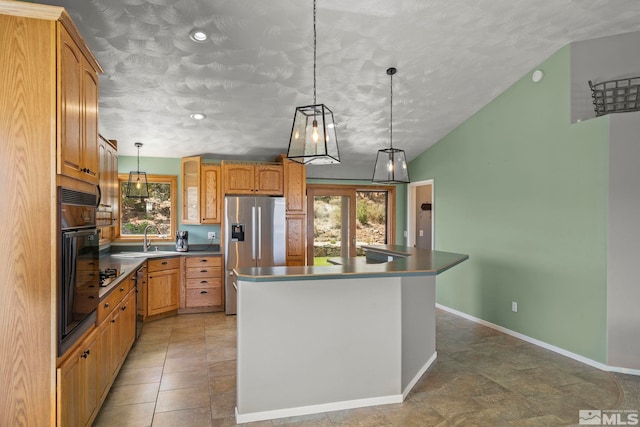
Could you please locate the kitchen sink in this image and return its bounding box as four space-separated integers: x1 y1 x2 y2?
111 251 183 258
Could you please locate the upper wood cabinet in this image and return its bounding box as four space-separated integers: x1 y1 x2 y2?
181 158 222 224
280 155 306 214
181 156 201 224
201 164 221 223
58 24 100 185
222 162 283 195
98 136 118 243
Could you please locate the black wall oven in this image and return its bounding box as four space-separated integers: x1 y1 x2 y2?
58 187 100 356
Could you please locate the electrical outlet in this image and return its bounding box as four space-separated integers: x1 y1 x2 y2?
207 231 216 240
403 230 408 238
512 301 518 312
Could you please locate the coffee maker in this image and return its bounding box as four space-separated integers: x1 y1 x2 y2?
176 231 188 252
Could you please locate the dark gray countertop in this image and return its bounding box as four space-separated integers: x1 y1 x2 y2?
234 245 468 282
98 250 222 299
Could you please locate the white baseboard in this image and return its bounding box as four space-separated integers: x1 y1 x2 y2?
402 351 437 399
436 304 640 377
235 394 404 424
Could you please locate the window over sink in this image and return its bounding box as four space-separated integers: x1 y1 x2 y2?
117 174 177 240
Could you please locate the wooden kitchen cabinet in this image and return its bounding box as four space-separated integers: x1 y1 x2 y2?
181 156 201 224
286 215 307 266
96 274 135 404
98 135 118 244
58 24 100 185
277 154 308 265
1 4 103 425
148 257 181 316
183 256 223 310
222 162 284 195
57 327 99 427
201 164 221 223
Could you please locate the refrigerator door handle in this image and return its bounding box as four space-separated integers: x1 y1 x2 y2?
251 206 256 260
258 206 262 260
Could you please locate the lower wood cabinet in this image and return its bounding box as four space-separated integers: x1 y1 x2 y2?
184 256 223 310
57 327 99 427
148 257 181 316
58 272 136 427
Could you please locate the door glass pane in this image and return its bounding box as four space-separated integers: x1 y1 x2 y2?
355 191 388 255
313 195 350 265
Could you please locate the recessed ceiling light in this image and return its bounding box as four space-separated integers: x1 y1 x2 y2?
189 29 208 42
190 113 206 120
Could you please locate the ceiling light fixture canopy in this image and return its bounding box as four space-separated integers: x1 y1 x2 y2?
372 67 410 184
287 0 340 165
189 29 208 42
126 142 150 199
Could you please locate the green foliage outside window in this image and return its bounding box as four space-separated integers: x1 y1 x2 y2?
120 182 172 236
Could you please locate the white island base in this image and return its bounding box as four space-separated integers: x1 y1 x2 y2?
235 274 437 423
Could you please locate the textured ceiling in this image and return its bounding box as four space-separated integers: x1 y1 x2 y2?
35 0 640 178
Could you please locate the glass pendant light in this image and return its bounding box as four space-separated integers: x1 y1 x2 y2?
126 142 150 198
372 67 410 184
287 0 340 165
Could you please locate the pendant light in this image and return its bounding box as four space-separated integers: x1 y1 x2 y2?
126 142 150 198
372 67 410 184
286 0 340 165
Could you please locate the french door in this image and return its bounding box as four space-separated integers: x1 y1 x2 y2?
306 184 395 265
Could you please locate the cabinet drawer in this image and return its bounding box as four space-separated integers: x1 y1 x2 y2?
186 266 222 279
185 277 222 289
185 256 221 268
148 257 181 272
97 279 132 324
186 287 222 307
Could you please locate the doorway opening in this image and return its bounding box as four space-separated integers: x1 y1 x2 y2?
407 180 434 249
307 185 396 265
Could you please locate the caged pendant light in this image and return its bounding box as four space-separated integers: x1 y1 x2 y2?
286 0 340 165
126 142 150 198
372 67 409 184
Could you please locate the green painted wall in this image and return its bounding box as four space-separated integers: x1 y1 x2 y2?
409 46 609 362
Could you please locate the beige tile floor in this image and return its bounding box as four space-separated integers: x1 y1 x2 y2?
93 309 639 427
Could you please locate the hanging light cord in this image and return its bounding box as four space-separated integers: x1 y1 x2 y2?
389 71 393 149
137 146 140 172
313 0 317 106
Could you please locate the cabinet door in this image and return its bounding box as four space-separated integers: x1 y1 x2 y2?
255 164 284 195
181 156 201 223
59 26 83 180
148 269 180 315
58 25 99 184
82 60 99 183
57 329 98 427
118 289 136 361
283 158 306 214
106 141 118 226
223 163 254 194
286 215 306 266
96 318 112 402
201 164 221 223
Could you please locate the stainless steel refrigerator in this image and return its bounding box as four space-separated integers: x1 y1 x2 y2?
224 196 286 314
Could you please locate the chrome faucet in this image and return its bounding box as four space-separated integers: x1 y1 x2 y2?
143 224 158 252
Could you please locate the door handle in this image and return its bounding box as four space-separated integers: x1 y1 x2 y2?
251 206 256 260
257 206 262 260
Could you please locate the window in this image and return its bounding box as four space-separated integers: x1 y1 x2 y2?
117 174 177 240
307 184 395 265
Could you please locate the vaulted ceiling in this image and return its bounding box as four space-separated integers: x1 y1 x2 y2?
38 0 640 178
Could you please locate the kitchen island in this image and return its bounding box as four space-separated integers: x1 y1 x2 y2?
233 245 468 423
